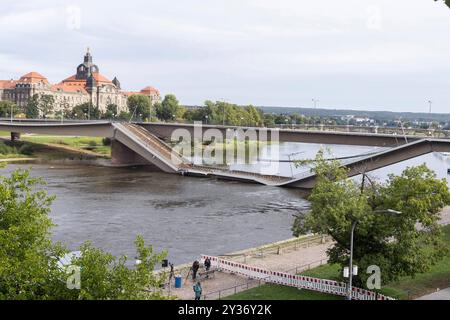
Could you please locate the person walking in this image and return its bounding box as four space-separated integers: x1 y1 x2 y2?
204 257 211 271
193 281 202 300
192 260 200 280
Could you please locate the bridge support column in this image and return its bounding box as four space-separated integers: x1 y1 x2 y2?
110 139 151 166
10 132 20 142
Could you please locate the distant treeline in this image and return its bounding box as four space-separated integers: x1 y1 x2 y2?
257 106 450 123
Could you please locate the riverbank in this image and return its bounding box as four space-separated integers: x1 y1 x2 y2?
0 136 109 165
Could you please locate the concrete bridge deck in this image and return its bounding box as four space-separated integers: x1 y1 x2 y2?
1 120 450 188
0 118 426 147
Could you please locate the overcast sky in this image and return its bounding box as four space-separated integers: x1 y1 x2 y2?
1 0 450 112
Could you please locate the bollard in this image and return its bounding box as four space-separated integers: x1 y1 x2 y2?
10 132 20 142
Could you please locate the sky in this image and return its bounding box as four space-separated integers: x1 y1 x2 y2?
1 0 450 113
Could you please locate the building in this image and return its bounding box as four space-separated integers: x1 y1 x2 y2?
0 49 161 116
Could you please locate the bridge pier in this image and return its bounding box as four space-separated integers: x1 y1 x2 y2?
10 132 20 142
110 139 152 167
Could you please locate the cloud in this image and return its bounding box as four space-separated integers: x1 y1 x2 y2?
0 0 450 112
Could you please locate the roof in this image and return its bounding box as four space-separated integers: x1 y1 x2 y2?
18 71 49 84
0 80 17 89
140 86 160 94
52 83 87 94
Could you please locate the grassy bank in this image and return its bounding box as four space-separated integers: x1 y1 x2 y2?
20 135 111 156
226 225 450 300
0 140 35 159
0 136 109 162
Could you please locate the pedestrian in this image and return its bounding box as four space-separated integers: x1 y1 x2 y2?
192 260 200 280
204 257 211 271
193 281 202 300
169 263 174 283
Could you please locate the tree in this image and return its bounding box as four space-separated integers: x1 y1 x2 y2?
0 168 168 300
71 102 100 120
156 94 180 121
435 0 450 9
0 101 18 118
26 94 40 119
0 169 64 299
38 94 55 119
127 95 151 121
292 151 450 287
103 104 118 120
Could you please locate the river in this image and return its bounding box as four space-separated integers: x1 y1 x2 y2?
1 142 449 265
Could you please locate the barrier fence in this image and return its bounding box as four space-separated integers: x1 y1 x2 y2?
201 255 395 301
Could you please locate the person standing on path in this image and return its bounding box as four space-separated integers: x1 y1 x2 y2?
192 260 200 280
169 262 174 284
193 281 202 300
204 257 211 271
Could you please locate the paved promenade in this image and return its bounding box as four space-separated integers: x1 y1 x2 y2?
416 288 450 300
167 237 332 300
167 206 450 300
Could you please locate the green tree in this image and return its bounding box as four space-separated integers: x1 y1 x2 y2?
0 168 168 300
26 94 40 119
38 94 55 119
292 151 450 287
103 104 118 120
0 101 18 118
127 95 151 121
0 169 65 299
71 102 100 120
435 0 450 9
156 94 180 121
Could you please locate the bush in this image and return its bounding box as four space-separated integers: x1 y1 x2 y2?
102 137 111 146
0 141 15 155
0 142 9 155
18 143 35 156
88 140 97 147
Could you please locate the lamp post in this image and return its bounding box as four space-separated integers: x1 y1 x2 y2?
10 103 13 123
312 98 319 109
286 151 306 178
221 99 226 126
345 209 401 300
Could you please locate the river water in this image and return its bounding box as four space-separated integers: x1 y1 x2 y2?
1 142 449 265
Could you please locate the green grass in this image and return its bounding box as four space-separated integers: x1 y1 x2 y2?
21 135 111 156
226 225 450 300
380 224 450 299
225 264 343 301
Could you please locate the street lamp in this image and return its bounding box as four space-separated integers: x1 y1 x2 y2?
221 99 226 126
205 115 208 125
312 98 319 109
286 151 306 178
345 209 401 300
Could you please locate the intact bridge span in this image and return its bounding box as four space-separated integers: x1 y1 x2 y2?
1 120 449 189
